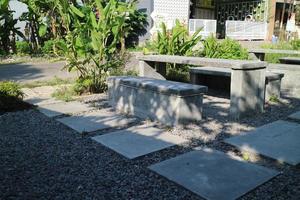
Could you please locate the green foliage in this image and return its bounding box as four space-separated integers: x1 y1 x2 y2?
0 81 24 98
125 9 148 47
0 0 25 54
56 0 139 94
51 85 75 102
148 20 202 83
16 41 32 55
21 76 74 88
290 39 300 50
73 77 96 95
202 36 249 60
0 81 31 113
269 95 280 103
261 40 300 63
155 20 202 56
42 40 55 55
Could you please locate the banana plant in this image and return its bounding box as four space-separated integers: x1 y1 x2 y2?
156 19 202 56
0 0 25 54
56 0 136 93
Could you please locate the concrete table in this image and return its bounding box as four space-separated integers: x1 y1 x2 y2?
138 55 267 119
189 66 284 102
249 49 300 61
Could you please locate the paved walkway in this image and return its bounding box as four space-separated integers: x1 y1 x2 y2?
21 86 300 200
0 61 76 83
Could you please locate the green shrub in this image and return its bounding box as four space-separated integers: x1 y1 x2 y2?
166 67 190 83
16 41 31 55
154 19 202 56
0 81 29 113
73 77 95 95
202 36 249 60
42 40 55 55
291 39 300 50
261 40 300 63
0 81 23 98
51 86 75 102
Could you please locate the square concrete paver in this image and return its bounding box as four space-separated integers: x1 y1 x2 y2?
57 110 137 133
288 111 300 121
38 101 94 117
149 148 279 200
225 120 300 165
92 126 188 159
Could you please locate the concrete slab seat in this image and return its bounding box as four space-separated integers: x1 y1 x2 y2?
189 67 284 102
249 49 300 61
279 57 300 65
107 76 208 126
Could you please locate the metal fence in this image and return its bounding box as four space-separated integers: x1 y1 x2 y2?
225 21 268 40
189 19 217 38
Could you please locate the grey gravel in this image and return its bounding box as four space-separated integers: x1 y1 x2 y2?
1 93 300 200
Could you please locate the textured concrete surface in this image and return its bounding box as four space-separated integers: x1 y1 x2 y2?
138 55 267 119
149 148 278 200
0 62 76 83
288 111 300 121
57 110 137 133
225 120 300 165
268 64 300 98
38 101 94 118
92 126 188 159
108 76 206 126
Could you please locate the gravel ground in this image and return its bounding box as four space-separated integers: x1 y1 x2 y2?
1 93 300 200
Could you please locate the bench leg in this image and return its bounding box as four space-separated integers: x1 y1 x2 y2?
230 67 266 119
254 53 265 61
139 60 166 80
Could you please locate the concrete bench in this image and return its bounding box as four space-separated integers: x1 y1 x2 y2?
190 67 284 102
279 57 300 65
138 55 267 119
249 49 300 61
108 76 207 126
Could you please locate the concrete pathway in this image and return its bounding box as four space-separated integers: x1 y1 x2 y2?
225 120 300 165
149 148 278 200
0 61 76 83
38 101 94 118
57 110 137 133
92 125 188 159
289 111 300 121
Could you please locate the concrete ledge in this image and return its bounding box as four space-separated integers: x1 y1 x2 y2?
108 76 207 126
279 57 300 65
137 55 267 70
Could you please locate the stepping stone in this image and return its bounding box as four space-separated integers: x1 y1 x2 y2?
225 120 300 165
288 111 300 121
38 101 94 117
149 148 279 200
57 110 136 133
24 97 63 106
92 126 188 159
22 87 63 106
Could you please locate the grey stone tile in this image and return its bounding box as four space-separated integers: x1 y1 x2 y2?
92 126 188 159
57 110 136 133
225 120 300 165
288 111 300 121
149 148 279 200
38 101 94 117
